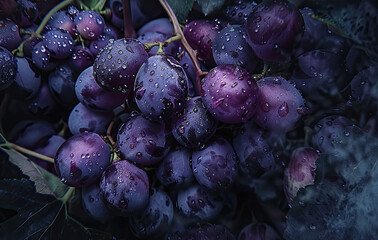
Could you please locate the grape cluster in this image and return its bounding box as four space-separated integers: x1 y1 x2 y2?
0 0 376 239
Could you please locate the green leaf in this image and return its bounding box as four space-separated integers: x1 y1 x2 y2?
0 131 7 147
166 0 195 23
81 0 98 9
0 148 68 198
0 179 114 240
196 0 226 16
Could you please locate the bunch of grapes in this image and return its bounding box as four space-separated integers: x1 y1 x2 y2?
0 0 377 239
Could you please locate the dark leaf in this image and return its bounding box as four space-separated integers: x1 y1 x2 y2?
166 0 195 23
196 0 226 16
0 132 7 147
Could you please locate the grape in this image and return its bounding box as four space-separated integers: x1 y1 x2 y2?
32 41 58 71
75 66 128 111
172 96 218 148
48 64 78 108
283 147 319 200
238 222 281 240
89 28 118 57
99 160 150 216
201 64 259 124
68 102 113 136
11 57 41 99
82 182 113 223
156 147 194 187
20 24 41 58
42 29 74 59
176 183 224 221
68 45 94 72
254 76 306 133
232 121 276 180
46 10 76 37
74 10 105 40
349 66 378 105
134 54 188 120
212 25 258 73
0 46 17 90
107 0 124 28
137 18 174 37
34 134 66 158
27 82 58 116
245 0 304 62
224 0 259 25
311 115 354 154
183 20 219 67
117 113 169 166
0 18 22 51
192 136 237 192
54 132 111 187
129 188 174 239
93 38 149 93
13 0 38 28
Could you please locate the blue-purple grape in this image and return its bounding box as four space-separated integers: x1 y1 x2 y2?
349 66 378 105
134 54 188 120
42 29 74 59
74 10 105 40
68 45 95 73
89 26 119 57
129 188 174 239
27 82 58 116
0 46 17 90
117 113 170 166
224 0 259 25
54 132 111 187
82 181 113 223
0 19 22 51
34 134 65 158
11 57 41 99
32 41 58 71
201 64 259 124
46 10 76 37
13 0 38 27
99 159 150 216
137 18 174 37
68 102 114 136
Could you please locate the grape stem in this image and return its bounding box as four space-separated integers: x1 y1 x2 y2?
144 34 181 53
7 142 55 164
122 0 136 38
158 0 207 94
59 186 75 203
106 120 116 147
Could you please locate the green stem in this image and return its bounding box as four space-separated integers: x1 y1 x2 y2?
7 142 54 164
60 187 75 203
156 42 165 55
252 63 269 81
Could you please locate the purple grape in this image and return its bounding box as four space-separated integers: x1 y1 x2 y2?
176 183 224 221
11 57 41 99
0 46 17 90
68 102 114 136
27 82 58 116
224 0 259 25
13 0 38 27
192 136 237 192
117 113 170 166
93 38 149 93
75 66 128 112
238 222 281 240
311 115 354 154
68 45 94 72
42 29 74 59
183 20 219 67
134 54 188 120
89 27 119 56
232 121 276 180
54 132 111 187
34 134 66 158
107 0 124 28
48 64 78 108
0 19 22 51
137 31 179 56
156 147 194 187
99 160 150 216
172 96 218 148
74 10 105 40
32 41 59 71
130 188 174 239
349 66 378 105
137 18 174 37
212 25 258 73
245 0 304 62
254 76 305 133
283 147 319 200
178 51 197 93
201 64 259 124
82 181 113 223
46 10 76 37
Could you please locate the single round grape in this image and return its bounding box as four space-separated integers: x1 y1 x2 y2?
13 0 38 27
74 10 105 40
68 45 95 72
75 66 128 112
32 41 58 71
201 64 259 124
245 0 304 62
99 160 150 216
46 10 76 37
93 38 149 93
82 182 113 223
0 46 17 90
42 29 74 59
156 147 193 187
137 18 174 37
192 136 237 192
68 102 113 136
349 66 378 105
176 183 224 221
283 147 319 200
117 114 169 166
172 96 218 148
0 19 22 51
11 57 41 99
54 132 111 187
134 54 188 120
254 76 305 133
238 222 281 240
129 188 174 239
212 25 258 73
